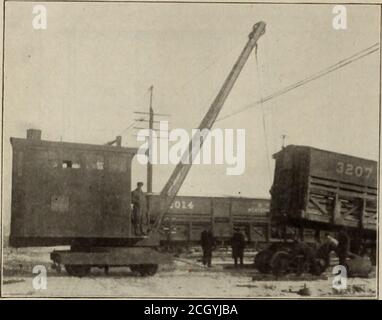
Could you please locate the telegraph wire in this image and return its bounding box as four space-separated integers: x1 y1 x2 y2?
217 43 380 122
115 121 136 137
176 43 239 92
166 42 243 107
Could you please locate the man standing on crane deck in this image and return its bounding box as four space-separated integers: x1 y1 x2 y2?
131 182 146 235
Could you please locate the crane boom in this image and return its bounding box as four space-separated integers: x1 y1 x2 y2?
154 21 266 229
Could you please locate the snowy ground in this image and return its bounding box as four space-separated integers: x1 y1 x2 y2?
2 247 377 298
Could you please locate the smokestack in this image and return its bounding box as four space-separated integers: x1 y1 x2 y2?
26 129 42 140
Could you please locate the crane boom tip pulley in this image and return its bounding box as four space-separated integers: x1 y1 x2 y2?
250 21 266 39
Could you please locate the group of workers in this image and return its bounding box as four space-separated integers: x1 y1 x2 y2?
201 227 352 270
132 181 248 267
132 181 352 270
201 227 246 268
289 229 350 274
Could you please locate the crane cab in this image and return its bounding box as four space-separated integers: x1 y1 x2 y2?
10 129 140 246
10 129 170 277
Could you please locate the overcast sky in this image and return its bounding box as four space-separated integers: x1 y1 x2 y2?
2 2 380 232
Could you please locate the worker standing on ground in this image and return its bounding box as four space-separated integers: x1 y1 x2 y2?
231 227 246 268
337 228 350 268
314 233 338 271
131 182 146 236
200 227 215 267
317 233 339 269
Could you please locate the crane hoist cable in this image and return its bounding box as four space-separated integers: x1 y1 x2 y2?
254 44 273 185
217 42 380 122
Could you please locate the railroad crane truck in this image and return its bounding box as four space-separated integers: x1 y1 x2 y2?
9 22 266 277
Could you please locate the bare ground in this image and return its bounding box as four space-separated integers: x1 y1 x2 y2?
2 247 377 298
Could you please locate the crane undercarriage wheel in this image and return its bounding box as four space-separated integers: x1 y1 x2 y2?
130 264 158 276
270 251 291 276
65 264 91 277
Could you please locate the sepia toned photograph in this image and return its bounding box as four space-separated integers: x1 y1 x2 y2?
0 0 380 299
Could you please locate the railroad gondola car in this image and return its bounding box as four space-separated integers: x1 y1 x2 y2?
271 145 377 242
148 195 271 249
255 145 377 275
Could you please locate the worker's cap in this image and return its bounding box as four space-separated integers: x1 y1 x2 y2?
137 182 144 186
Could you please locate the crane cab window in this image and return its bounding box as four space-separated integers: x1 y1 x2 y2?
62 160 81 169
62 160 72 168
85 154 104 170
96 161 104 170
62 154 81 169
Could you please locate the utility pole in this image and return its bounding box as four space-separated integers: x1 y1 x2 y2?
133 88 170 193
147 85 154 194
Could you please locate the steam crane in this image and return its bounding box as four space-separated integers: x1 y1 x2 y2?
9 22 266 278
153 21 266 230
